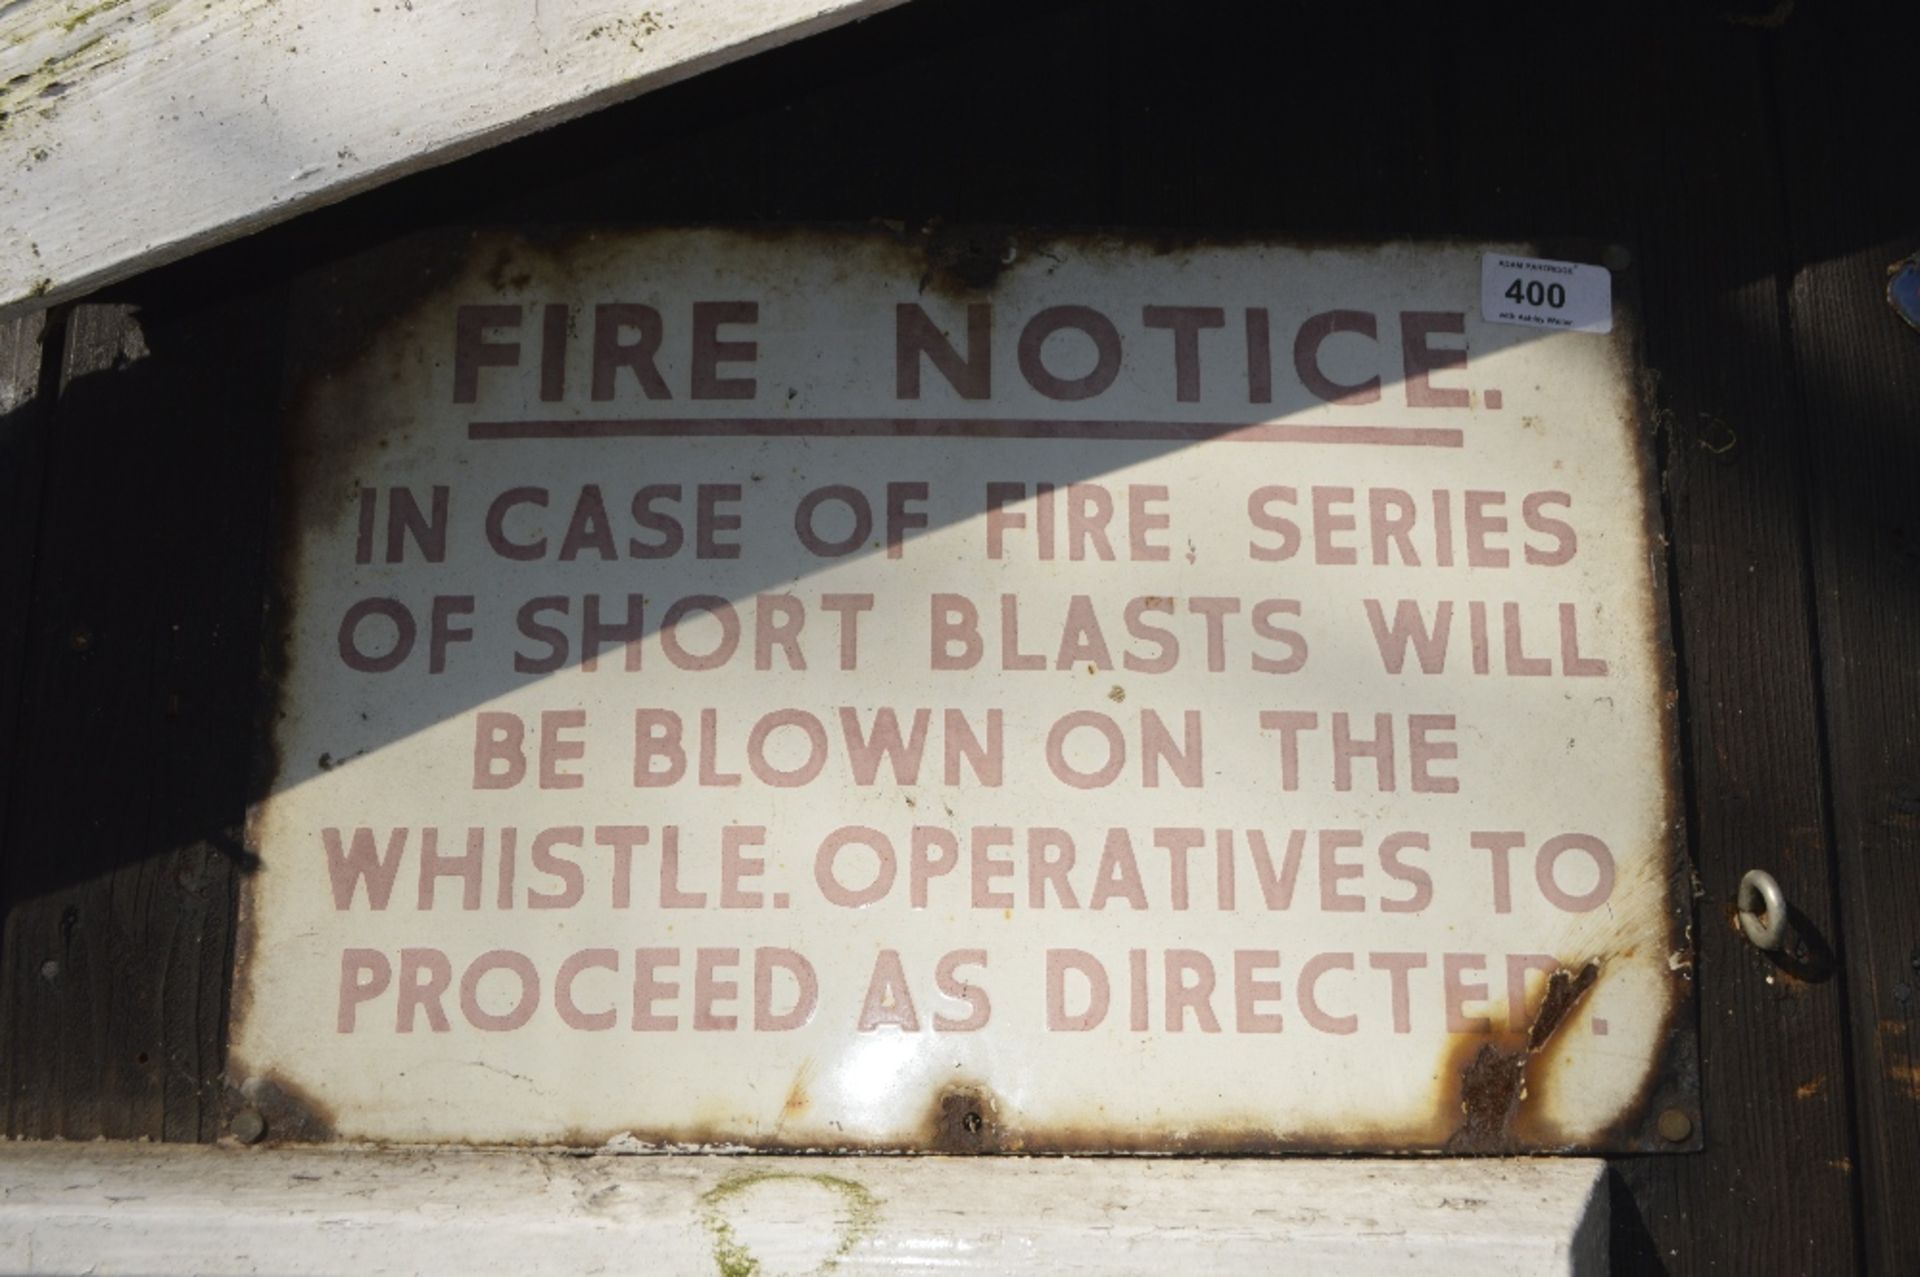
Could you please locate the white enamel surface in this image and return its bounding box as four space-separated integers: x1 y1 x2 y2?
233 231 1683 1150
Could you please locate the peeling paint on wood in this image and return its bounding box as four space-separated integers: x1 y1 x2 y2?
0 0 909 319
0 1143 1611 1275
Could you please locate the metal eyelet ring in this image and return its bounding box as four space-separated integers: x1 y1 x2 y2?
1737 869 1788 952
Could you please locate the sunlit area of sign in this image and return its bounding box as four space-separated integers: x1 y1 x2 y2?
231 230 1686 1153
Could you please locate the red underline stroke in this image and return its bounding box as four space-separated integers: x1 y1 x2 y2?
468 418 1465 447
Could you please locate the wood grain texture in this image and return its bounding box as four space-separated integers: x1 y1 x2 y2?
0 275 285 1139
0 0 906 320
0 311 49 900
0 1144 1609 1276
0 313 45 415
1609 21 1864 1275
1772 5 1920 1273
1411 16 1862 1267
0 309 52 1034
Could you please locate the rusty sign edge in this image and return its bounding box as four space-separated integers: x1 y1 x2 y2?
229 225 1696 1155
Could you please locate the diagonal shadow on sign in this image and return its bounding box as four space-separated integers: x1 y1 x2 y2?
261 226 1608 805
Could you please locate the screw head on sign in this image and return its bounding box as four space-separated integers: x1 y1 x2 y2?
232 1109 267 1145
1657 1107 1694 1143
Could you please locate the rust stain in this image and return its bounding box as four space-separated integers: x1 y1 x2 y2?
779 1063 813 1123
1529 962 1601 1049
235 229 1696 1156
1722 899 1744 934
387 1089 1464 1157
915 224 1018 297
1887 1060 1920 1101
1629 279 1699 1143
1445 961 1600 1153
482 242 533 294
1796 1075 1827 1100
224 1070 337 1144
225 849 261 1044
924 1084 1003 1152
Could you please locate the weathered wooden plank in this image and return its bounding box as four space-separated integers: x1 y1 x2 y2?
1773 5 1920 1272
2 305 163 1139
0 309 52 956
760 0 1121 224
0 0 908 321
0 312 50 769
1606 22 1864 1275
0 265 285 1139
1107 2 1460 236
0 1145 1610 1276
1407 9 1863 1271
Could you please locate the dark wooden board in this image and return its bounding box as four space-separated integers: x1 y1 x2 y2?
1772 5 1920 1273
0 311 50 924
0 282 286 1139
1607 22 1865 1276
0 309 53 1061
1410 11 1862 1270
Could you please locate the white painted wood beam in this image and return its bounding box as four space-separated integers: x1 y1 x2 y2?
0 1143 1608 1275
0 0 908 321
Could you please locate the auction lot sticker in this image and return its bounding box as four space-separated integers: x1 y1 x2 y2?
231 229 1691 1153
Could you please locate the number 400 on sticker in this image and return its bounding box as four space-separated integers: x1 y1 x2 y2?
1480 252 1613 334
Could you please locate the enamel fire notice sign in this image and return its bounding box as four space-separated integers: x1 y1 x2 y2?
231 229 1693 1153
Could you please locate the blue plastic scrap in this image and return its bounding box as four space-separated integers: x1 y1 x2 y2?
1890 251 1920 334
